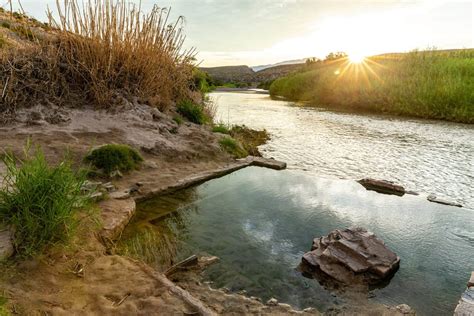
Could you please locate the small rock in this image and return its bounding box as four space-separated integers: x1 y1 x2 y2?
237 290 247 295
266 298 278 306
128 184 140 194
109 170 123 178
396 304 414 314
102 182 116 192
143 160 159 169
303 307 317 313
427 194 462 207
0 228 14 261
90 191 104 200
109 190 131 200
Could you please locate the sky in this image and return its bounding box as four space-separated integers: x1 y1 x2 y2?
6 0 474 67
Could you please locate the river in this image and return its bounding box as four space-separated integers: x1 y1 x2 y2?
211 91 474 209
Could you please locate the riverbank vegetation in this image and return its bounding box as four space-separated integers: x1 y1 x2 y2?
213 124 270 157
270 49 474 123
0 0 198 112
0 145 88 257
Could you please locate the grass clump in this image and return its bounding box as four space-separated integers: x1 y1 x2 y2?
177 100 208 125
1 21 11 29
172 115 183 125
0 145 88 257
270 49 474 123
230 125 270 157
219 137 248 158
212 123 230 134
84 144 143 175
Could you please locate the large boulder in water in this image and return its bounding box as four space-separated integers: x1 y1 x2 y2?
301 228 400 286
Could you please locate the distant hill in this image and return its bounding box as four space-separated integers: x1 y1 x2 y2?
251 58 307 72
200 62 304 85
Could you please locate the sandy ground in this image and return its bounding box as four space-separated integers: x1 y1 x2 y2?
0 104 414 315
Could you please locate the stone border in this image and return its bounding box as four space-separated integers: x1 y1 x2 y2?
135 156 286 202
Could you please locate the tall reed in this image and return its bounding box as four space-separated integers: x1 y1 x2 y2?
1 0 197 110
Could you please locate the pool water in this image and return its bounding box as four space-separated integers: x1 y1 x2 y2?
124 167 474 315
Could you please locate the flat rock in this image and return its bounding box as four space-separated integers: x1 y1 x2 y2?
469 272 474 288
301 227 400 287
99 198 136 240
357 178 405 196
0 228 14 261
238 156 287 170
427 194 462 207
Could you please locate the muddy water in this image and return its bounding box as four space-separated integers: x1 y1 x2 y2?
211 91 474 209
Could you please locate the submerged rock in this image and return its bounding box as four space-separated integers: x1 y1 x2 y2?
301 228 400 287
427 194 462 208
454 286 474 316
357 178 405 196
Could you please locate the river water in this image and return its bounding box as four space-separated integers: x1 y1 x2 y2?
211 91 474 209
119 92 474 315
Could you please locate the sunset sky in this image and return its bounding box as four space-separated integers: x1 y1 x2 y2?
8 0 474 67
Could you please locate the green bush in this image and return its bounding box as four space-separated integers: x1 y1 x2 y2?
219 137 247 158
212 123 230 134
84 144 143 174
0 296 8 316
0 146 88 256
176 100 208 125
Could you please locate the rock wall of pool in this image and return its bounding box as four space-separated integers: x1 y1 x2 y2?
119 167 474 316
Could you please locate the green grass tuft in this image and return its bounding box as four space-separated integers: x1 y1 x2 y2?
0 145 88 257
176 100 208 125
219 137 248 158
1 21 11 29
212 123 230 134
172 115 183 125
84 144 143 174
0 295 9 316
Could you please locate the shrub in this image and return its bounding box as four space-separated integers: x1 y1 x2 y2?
84 144 143 174
177 100 208 125
0 145 88 256
212 123 230 134
219 137 247 158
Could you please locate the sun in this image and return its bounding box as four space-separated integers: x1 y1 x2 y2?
348 52 366 64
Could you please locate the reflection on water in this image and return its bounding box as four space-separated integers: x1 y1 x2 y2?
121 167 474 315
212 92 474 209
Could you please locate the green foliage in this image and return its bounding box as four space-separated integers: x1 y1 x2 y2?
172 115 183 125
193 68 215 93
0 295 9 316
212 123 230 134
257 80 274 90
84 144 143 174
270 49 474 123
0 145 88 257
1 21 11 29
229 125 270 157
219 137 248 158
177 100 208 125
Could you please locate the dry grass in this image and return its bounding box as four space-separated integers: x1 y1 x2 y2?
1 0 197 111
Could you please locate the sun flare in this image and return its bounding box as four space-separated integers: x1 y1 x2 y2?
349 52 366 64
